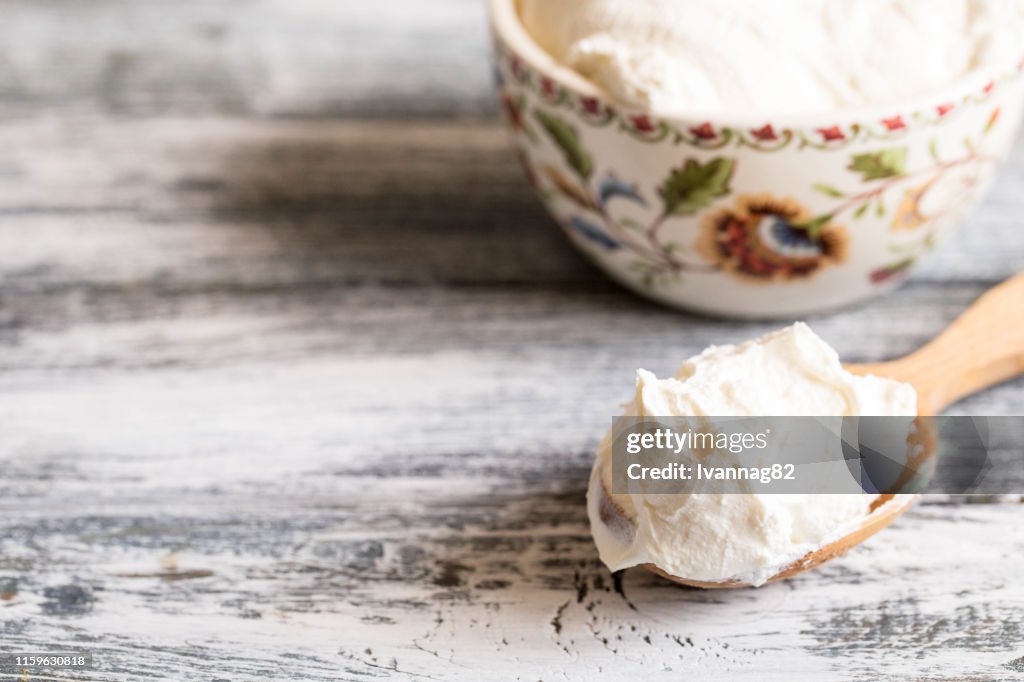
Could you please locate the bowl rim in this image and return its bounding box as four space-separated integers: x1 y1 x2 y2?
490 0 1022 130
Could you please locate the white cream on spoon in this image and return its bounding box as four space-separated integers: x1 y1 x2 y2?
587 323 917 586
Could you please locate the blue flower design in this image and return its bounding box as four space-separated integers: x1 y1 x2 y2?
598 175 646 208
569 216 619 250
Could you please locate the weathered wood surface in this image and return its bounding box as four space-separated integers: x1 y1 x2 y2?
0 117 1022 680
0 0 494 118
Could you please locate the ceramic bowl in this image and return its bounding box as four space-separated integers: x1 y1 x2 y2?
490 0 1024 318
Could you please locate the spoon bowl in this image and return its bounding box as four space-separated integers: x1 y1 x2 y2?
599 273 1024 587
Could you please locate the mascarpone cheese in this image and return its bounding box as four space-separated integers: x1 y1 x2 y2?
519 0 1024 115
587 323 917 585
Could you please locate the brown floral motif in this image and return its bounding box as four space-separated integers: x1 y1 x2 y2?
515 150 539 190
699 195 849 281
501 92 525 132
541 165 596 211
891 180 935 231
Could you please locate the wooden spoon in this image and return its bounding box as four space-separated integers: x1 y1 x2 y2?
847 272 1024 417
620 273 1024 588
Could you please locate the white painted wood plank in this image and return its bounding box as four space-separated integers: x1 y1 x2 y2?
1 492 1022 680
0 115 1021 678
0 0 494 117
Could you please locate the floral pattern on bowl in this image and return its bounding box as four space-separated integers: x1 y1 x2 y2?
494 32 1024 317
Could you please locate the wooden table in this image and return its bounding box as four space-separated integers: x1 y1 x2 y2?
1 3 1023 679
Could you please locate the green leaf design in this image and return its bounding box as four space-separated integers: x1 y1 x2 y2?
853 203 869 220
795 213 834 240
813 183 846 198
534 110 593 180
848 147 908 181
928 138 940 162
658 158 735 215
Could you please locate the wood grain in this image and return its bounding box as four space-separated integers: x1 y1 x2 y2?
2 484 1024 679
0 0 494 118
0 115 1022 679
852 273 1024 415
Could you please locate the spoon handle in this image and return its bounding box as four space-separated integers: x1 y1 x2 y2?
857 273 1024 415
821 276 1021 584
